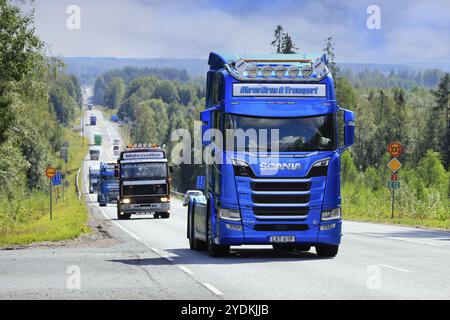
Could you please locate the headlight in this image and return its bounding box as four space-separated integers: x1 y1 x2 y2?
321 208 341 221
123 198 130 204
161 197 169 202
219 208 241 221
313 159 330 167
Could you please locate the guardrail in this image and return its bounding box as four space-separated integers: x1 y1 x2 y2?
76 168 82 201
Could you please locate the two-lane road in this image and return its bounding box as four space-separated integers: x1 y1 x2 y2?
81 108 450 300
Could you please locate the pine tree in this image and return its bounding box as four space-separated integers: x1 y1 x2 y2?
281 33 297 54
323 36 340 79
432 73 450 168
270 25 284 54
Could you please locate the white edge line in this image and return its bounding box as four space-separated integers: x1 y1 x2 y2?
98 207 140 240
203 283 223 295
379 264 411 273
178 266 194 275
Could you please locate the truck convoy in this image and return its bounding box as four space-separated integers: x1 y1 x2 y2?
97 162 119 207
186 52 355 257
116 145 173 220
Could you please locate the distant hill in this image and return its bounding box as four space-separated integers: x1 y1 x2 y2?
62 57 208 85
62 56 450 86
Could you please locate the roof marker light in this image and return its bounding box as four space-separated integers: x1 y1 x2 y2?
287 66 299 78
247 64 258 78
261 65 273 78
301 65 313 77
274 65 286 78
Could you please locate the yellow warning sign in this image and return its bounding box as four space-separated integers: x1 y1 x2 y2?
386 157 402 173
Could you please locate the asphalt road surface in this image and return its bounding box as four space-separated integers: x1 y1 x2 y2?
0 106 449 300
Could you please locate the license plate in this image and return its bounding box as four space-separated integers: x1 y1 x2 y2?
270 236 295 243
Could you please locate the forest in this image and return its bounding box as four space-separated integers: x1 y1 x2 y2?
0 1 85 239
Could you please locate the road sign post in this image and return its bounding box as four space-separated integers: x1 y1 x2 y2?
386 143 403 219
45 166 57 221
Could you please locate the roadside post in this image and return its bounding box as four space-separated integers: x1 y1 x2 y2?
386 143 403 219
45 166 57 220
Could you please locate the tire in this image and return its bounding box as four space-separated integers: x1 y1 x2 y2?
207 214 229 257
315 245 339 257
160 212 170 219
154 213 161 219
117 205 131 220
188 204 206 251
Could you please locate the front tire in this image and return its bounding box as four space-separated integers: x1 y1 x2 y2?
160 212 170 219
207 214 229 257
315 245 339 257
188 204 206 251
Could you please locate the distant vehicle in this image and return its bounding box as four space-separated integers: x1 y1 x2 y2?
116 145 173 220
113 139 120 156
88 167 100 194
89 146 100 161
88 104 93 111
97 162 119 207
111 115 119 123
183 190 204 206
90 115 96 125
94 133 102 146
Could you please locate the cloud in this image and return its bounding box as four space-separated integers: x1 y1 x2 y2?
25 0 450 63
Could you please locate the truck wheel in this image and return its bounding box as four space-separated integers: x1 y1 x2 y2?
117 205 131 220
315 245 339 257
207 215 229 257
160 212 170 219
188 204 206 251
154 213 160 219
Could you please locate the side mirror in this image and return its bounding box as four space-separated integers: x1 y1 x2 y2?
169 165 174 174
344 109 355 148
196 175 205 190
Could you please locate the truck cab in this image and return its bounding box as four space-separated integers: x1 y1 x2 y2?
187 52 355 257
89 146 101 161
90 115 96 126
97 162 119 206
116 145 173 220
88 167 100 194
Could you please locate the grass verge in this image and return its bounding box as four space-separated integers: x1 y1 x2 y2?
0 125 90 247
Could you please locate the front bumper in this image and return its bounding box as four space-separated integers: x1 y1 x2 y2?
120 202 170 213
216 218 342 246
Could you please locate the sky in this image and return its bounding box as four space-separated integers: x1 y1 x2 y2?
22 0 450 64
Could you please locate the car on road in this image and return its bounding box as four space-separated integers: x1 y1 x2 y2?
183 190 205 206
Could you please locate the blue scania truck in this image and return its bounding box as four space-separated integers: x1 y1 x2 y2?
187 52 355 257
97 162 119 207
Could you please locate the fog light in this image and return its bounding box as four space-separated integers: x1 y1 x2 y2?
226 223 243 231
320 224 336 231
123 198 130 204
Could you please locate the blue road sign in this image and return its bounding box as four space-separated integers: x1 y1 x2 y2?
52 172 62 186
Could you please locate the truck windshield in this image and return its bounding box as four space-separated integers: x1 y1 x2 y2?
120 162 167 180
224 114 335 152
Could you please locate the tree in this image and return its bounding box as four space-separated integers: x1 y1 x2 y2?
431 73 450 168
323 36 340 80
281 33 297 54
270 25 284 54
104 77 125 109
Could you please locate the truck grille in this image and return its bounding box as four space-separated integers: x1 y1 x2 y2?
253 207 308 216
252 194 310 204
251 182 310 192
254 224 309 231
122 184 167 196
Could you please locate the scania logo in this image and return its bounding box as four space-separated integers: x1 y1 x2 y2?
260 163 302 171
